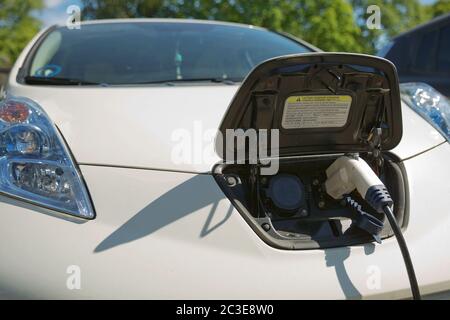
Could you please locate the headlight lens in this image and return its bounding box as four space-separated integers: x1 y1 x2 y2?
0 97 94 219
400 82 450 141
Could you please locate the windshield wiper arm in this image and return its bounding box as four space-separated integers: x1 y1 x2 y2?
24 76 103 86
135 78 238 85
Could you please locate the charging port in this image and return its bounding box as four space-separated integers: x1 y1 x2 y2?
213 153 408 250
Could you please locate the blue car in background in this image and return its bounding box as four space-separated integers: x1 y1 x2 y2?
380 14 450 97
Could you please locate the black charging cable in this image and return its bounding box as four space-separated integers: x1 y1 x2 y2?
383 205 421 300
365 185 421 300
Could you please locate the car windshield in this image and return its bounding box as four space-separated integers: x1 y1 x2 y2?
26 22 312 85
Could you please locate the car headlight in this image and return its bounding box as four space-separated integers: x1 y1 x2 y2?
400 82 450 141
0 96 95 219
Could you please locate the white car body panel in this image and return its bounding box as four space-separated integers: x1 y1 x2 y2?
1 21 449 299
5 81 446 173
0 143 449 299
8 84 235 173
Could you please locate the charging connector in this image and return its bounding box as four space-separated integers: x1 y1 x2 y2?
325 155 385 203
325 155 421 300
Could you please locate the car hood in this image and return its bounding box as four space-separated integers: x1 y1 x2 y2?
7 84 446 173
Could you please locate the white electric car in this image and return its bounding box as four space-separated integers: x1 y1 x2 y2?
1 19 450 300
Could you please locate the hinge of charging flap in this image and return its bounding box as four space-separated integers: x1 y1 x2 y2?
366 86 390 172
367 127 384 171
249 164 262 218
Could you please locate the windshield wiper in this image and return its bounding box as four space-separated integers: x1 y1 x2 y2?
134 78 239 85
24 76 103 86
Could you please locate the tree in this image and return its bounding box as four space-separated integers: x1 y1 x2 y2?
80 0 442 54
294 0 364 53
349 0 429 53
82 0 164 19
0 0 43 67
161 0 366 53
158 0 300 32
81 0 365 52
427 0 450 18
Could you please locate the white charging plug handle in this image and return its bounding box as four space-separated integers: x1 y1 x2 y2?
325 156 383 200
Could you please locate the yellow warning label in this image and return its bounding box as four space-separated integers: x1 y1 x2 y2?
282 95 352 129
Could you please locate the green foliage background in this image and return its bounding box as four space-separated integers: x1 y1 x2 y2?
0 0 449 68
0 0 43 67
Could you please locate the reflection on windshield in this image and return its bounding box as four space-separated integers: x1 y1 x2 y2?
27 22 311 85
